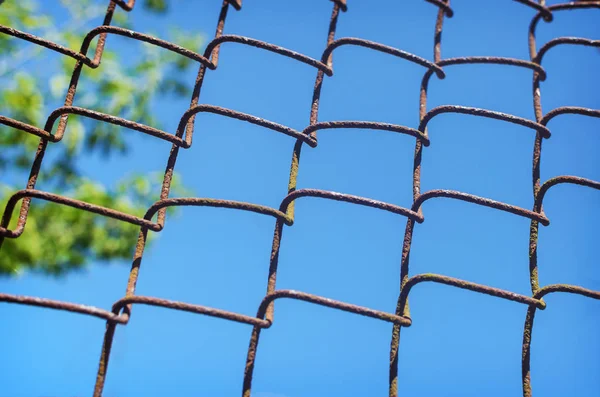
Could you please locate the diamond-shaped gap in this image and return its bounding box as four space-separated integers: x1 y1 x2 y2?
536 185 599 290
197 33 320 128
442 0 533 58
318 43 425 126
132 205 276 320
334 0 437 57
275 199 405 314
298 125 416 209
539 45 599 182
533 6 600 54
420 115 534 209
409 200 533 297
427 63 536 118
397 282 526 396
541 116 599 183
103 305 254 396
310 0 439 129
249 302 393 397
225 0 334 57
175 113 298 209
528 294 600 397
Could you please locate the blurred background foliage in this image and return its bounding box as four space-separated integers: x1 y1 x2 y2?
0 0 199 276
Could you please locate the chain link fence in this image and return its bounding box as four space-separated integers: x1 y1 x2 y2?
0 0 599 396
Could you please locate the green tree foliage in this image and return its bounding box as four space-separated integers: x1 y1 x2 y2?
0 0 199 276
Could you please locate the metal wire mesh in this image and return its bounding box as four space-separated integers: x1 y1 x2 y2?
1 1 599 396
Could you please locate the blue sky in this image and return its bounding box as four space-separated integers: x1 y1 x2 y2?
1 1 599 396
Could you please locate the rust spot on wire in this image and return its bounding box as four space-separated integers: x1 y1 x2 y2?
397 273 546 321
540 106 600 125
303 120 430 146
0 115 54 141
534 176 600 212
413 189 550 225
0 189 160 240
419 105 552 138
204 35 332 74
82 26 214 68
390 3 599 396
178 104 316 147
280 188 424 223
143 197 293 226
322 37 445 78
0 293 126 323
0 25 92 65
47 106 187 146
257 290 411 327
522 283 600 397
113 296 269 327
515 0 553 21
1 1 599 397
529 2 600 60
534 36 600 64
438 56 547 80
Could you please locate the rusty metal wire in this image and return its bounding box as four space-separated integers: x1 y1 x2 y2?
0 1 598 396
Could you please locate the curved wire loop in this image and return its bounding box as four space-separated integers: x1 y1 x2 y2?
437 56 547 80
303 120 430 146
279 188 424 224
144 197 293 227
529 2 600 60
204 35 332 74
322 37 446 79
47 106 186 145
112 295 269 327
0 189 160 239
0 25 216 69
515 0 553 21
419 105 552 138
541 106 600 126
397 273 546 319
81 25 213 68
413 189 550 225
0 25 92 65
534 37 600 64
534 176 600 212
256 289 412 327
178 104 316 147
0 190 293 240
522 284 600 397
